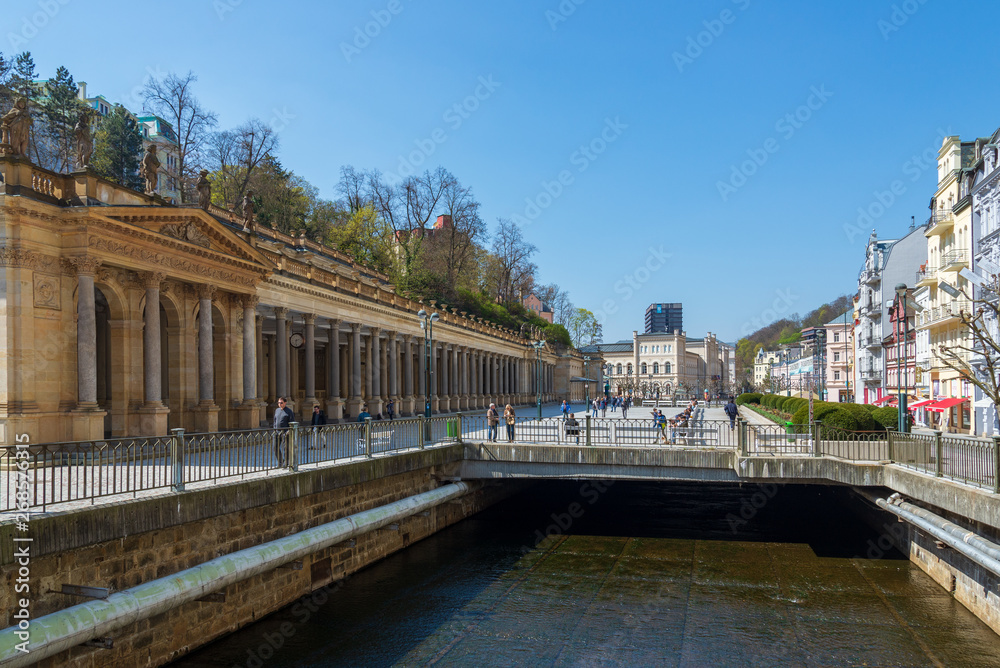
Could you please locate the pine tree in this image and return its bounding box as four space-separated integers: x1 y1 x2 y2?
91 105 143 190
6 52 37 99
39 66 84 172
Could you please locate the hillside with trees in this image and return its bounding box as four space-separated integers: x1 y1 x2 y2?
734 294 853 389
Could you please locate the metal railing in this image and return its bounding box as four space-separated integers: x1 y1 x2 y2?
891 430 998 491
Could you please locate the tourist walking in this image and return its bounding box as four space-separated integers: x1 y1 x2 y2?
561 399 569 421
504 404 516 442
622 401 629 419
386 399 395 420
487 403 500 442
310 404 326 450
601 398 607 418
724 398 739 431
655 410 668 444
273 397 294 467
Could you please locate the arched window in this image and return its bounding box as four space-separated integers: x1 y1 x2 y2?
626 363 633 374
666 362 672 374
653 362 659 374
641 363 647 374
616 363 622 375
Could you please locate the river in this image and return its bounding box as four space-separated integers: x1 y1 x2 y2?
174 482 1000 667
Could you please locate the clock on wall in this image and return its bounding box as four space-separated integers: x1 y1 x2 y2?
289 332 304 348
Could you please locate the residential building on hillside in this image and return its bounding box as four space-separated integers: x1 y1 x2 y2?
825 311 853 402
883 290 916 407
915 135 979 433
523 293 553 323
754 349 783 389
644 303 682 334
855 225 927 404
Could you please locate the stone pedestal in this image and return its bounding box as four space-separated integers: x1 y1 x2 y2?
237 402 261 429
70 406 106 441
137 405 170 436
401 397 415 417
346 397 363 421
369 398 384 417
192 404 219 434
325 398 344 422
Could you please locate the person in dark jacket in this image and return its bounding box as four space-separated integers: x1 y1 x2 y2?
724 398 739 430
273 397 293 466
565 413 581 444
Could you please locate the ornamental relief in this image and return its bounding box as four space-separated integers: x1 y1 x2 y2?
88 235 257 288
32 273 60 310
158 221 212 249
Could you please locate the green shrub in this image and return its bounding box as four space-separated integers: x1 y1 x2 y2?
772 396 788 412
784 398 807 414
818 409 859 436
861 403 877 412
761 394 775 408
838 403 880 431
871 406 899 430
791 401 841 426
736 393 762 406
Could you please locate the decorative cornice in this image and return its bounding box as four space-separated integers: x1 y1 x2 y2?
89 235 257 288
0 247 42 269
62 255 101 276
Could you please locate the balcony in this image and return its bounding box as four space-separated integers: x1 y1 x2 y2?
917 299 972 327
940 248 969 271
859 267 881 285
916 266 938 287
926 210 955 236
859 366 882 382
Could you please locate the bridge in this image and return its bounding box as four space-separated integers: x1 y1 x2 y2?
2 405 1000 666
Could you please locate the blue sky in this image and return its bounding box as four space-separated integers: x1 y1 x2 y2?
7 0 1000 344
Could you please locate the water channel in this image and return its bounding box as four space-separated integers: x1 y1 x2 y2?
175 482 1000 667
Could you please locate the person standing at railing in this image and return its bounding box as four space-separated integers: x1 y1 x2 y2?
565 413 581 444
310 404 327 451
273 397 294 467
487 403 500 442
561 399 569 422
504 404 516 442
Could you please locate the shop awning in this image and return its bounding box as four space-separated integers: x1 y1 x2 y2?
873 396 895 405
907 399 935 410
925 397 969 412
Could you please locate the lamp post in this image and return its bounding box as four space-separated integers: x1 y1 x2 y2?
417 309 439 418
533 340 545 419
895 283 909 432
584 355 591 415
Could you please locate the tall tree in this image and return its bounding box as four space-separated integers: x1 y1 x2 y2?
487 217 537 305
247 156 314 234
91 105 143 190
567 308 603 348
38 66 85 173
142 71 217 203
208 118 278 209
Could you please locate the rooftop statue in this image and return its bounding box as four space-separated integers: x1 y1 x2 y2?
1 97 33 159
74 111 92 170
140 144 160 195
196 169 212 210
241 190 256 232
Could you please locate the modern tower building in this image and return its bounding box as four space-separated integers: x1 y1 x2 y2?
644 303 683 334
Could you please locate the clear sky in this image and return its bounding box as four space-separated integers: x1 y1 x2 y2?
7 0 1000 344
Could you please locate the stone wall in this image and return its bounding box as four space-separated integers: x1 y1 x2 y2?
1 445 523 667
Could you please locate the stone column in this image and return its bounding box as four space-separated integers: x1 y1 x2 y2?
194 284 219 433
237 296 260 429
69 257 105 440
402 334 414 416
439 343 451 413
326 320 343 421
369 327 383 415
347 323 363 418
417 334 427 416
388 331 398 402
303 313 317 409
256 315 265 409
274 307 289 400
267 334 277 407
459 347 469 410
430 341 440 413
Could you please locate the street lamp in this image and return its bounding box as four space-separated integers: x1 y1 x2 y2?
584 355 591 415
533 340 545 419
895 283 909 432
417 309 439 418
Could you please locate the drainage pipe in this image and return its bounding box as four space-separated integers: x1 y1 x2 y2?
876 493 1000 579
0 481 471 668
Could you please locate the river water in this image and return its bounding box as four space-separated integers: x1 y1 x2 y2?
175 482 1000 667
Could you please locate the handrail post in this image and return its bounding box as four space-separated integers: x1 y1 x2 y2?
289 422 299 471
585 414 592 447
737 418 746 456
456 412 463 444
170 428 185 492
993 436 1000 494
365 417 373 457
934 430 943 477
812 420 821 457
887 429 895 463
418 415 427 448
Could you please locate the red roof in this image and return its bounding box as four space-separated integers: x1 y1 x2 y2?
908 399 935 410
924 397 969 412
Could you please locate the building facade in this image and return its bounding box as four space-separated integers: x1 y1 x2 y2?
0 157 576 444
824 311 853 402
523 293 553 323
